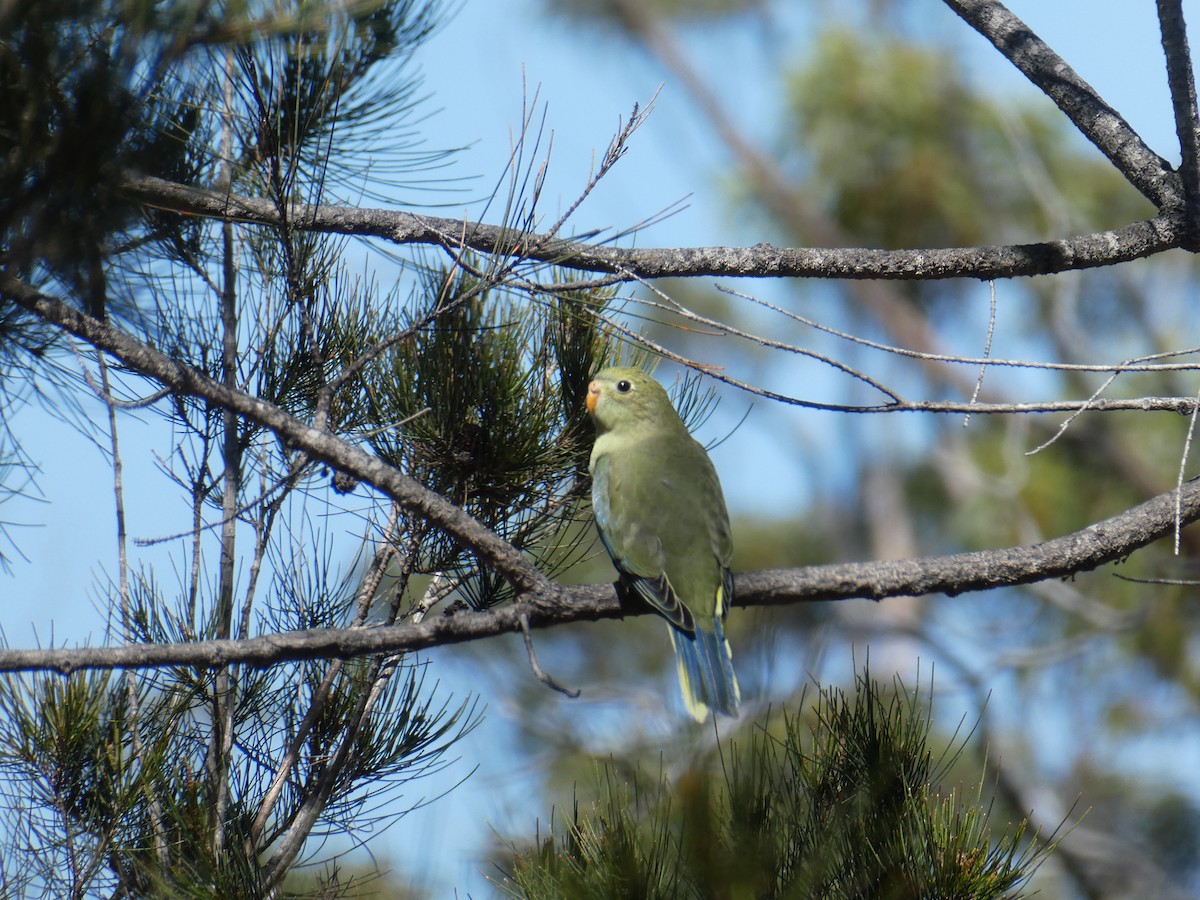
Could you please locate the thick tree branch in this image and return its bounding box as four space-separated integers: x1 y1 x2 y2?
1158 0 1200 247
945 0 1183 210
0 272 549 596
122 174 1181 282
2 476 1196 674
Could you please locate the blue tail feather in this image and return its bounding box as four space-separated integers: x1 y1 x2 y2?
669 619 740 722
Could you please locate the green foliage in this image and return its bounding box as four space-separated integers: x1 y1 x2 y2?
0 654 477 897
500 670 1050 899
0 0 190 309
227 0 445 202
359 272 621 607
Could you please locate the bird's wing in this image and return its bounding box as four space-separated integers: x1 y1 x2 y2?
694 441 735 619
592 453 695 632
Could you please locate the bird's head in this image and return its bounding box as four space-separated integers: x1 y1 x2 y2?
586 367 681 434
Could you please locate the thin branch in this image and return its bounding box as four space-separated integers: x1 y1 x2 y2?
74 346 173 409
963 280 997 428
541 94 659 242
1175 383 1200 553
1024 371 1122 455
519 611 580 698
584 299 1200 415
723 285 1200 375
98 351 171 867
1 476 1197 674
121 174 1182 282
944 0 1182 209
134 454 306 548
614 283 902 403
411 570 461 624
207 72 241 850
263 649 407 888
248 506 403 849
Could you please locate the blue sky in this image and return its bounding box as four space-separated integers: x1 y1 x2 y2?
4 0 1198 895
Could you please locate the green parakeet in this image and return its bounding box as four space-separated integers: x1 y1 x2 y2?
586 367 740 721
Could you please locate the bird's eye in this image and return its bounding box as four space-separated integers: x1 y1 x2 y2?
616 380 632 393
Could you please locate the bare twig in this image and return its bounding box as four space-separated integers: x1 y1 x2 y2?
98 351 170 866
963 281 998 428
519 611 580 698
614 282 903 403
721 286 1200 376
249 505 403 848
411 570 461 624
263 650 407 888
1024 372 1123 456
207 144 241 857
581 298 1200 415
1175 384 1200 553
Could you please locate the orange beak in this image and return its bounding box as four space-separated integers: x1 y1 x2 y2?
586 380 600 415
